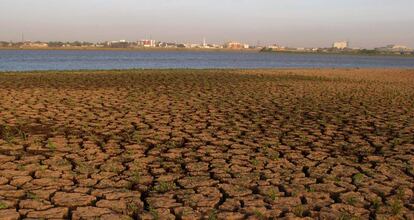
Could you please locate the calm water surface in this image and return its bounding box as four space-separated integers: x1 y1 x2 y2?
0 50 414 71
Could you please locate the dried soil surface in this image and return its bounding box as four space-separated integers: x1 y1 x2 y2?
0 69 413 219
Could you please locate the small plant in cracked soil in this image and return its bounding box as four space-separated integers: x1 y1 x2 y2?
127 202 140 215
207 209 218 220
26 192 39 201
148 206 159 220
130 171 141 184
153 181 175 193
252 209 266 220
267 188 278 201
46 140 57 150
338 212 357 220
0 69 414 219
0 125 18 144
346 196 357 206
352 173 364 185
371 197 382 214
0 202 8 209
293 205 308 217
389 199 403 216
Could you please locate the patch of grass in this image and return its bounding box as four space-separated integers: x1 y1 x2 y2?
372 198 382 211
267 188 278 201
352 173 364 185
26 192 39 200
46 140 57 150
251 158 259 166
0 202 8 209
148 206 159 220
405 164 414 176
77 163 95 174
293 205 306 217
166 140 179 149
262 144 280 161
39 165 48 171
396 187 405 200
338 212 355 220
127 202 140 214
207 209 217 220
153 181 174 193
110 166 121 173
17 164 26 171
56 159 71 167
346 196 357 206
390 138 402 146
389 199 403 215
128 171 141 189
16 127 28 141
132 131 142 144
252 209 265 220
1 125 15 144
267 151 280 161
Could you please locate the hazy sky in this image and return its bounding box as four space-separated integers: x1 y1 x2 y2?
1 0 413 48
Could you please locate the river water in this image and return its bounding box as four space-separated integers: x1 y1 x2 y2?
0 50 413 71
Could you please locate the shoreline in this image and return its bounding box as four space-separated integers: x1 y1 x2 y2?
2 67 414 74
0 47 259 53
260 50 414 58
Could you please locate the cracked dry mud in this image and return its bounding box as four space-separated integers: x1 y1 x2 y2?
0 69 413 220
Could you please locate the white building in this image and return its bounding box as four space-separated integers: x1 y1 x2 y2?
376 45 412 52
137 39 156 48
332 41 349 50
224 41 249 49
267 44 286 51
185 43 201 48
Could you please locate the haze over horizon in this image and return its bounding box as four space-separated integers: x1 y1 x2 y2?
1 0 413 48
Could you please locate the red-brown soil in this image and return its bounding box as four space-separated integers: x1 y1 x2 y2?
0 69 413 219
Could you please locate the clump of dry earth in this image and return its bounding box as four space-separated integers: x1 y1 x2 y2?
0 69 413 219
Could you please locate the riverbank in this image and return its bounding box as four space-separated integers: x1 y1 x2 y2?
260 49 414 57
0 46 259 53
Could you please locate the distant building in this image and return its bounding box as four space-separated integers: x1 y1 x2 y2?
22 42 48 48
158 42 178 48
184 43 201 48
375 44 413 52
267 44 286 51
202 37 207 48
224 41 249 49
332 41 349 50
207 44 222 49
137 39 156 48
107 40 130 48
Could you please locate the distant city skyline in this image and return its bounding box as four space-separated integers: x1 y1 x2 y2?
1 0 413 48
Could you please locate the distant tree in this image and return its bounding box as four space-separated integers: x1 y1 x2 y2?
259 47 272 52
359 49 378 55
70 41 82 47
47 41 64 47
